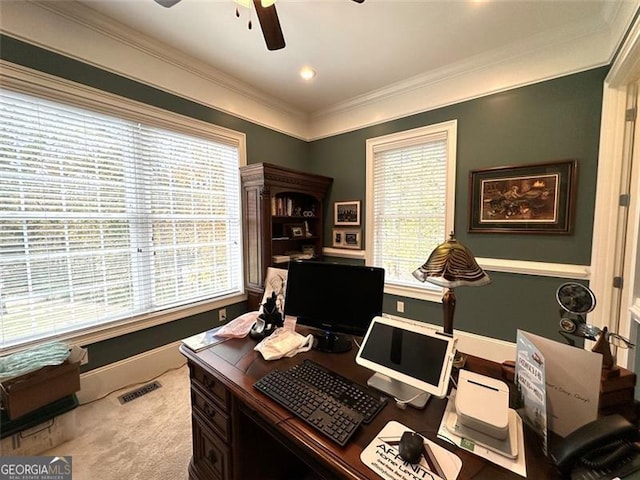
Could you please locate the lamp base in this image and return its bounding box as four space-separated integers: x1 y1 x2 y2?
443 289 456 335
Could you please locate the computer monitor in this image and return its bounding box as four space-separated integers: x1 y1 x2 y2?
356 316 457 408
284 260 385 353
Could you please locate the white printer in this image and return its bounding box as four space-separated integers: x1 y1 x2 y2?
455 369 510 439
445 369 519 458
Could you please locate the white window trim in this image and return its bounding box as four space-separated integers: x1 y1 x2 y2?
0 61 248 354
365 120 457 302
0 61 247 151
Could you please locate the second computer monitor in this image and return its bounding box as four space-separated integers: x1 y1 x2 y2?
356 316 457 408
284 260 385 353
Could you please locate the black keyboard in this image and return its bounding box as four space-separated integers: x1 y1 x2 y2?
254 359 387 446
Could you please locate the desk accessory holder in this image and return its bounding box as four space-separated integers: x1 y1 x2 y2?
250 291 283 340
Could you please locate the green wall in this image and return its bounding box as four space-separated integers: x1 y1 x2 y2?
1 34 606 366
311 69 605 265
314 67 607 344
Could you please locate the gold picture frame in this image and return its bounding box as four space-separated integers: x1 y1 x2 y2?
468 159 577 234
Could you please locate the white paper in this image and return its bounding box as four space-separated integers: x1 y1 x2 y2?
517 330 602 438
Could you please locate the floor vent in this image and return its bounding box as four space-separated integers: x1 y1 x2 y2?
118 380 162 405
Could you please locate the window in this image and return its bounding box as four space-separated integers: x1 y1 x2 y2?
365 120 457 300
0 84 244 349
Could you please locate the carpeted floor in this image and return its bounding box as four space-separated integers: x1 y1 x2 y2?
42 364 192 480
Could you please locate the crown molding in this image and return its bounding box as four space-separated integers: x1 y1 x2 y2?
2 0 638 141
1 0 311 139
307 10 622 140
313 11 607 119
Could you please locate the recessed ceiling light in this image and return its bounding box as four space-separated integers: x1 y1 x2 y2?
299 67 316 81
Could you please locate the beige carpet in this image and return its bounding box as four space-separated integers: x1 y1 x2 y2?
42 364 192 480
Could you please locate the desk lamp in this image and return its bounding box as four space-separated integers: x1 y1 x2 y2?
412 232 490 340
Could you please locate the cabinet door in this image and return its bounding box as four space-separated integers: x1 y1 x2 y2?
192 415 232 480
240 163 332 309
242 184 268 295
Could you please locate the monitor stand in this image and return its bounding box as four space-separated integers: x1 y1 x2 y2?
367 372 431 409
313 331 352 353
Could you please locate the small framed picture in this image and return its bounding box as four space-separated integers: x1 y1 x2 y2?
334 200 361 226
332 228 361 249
333 229 343 247
285 224 305 238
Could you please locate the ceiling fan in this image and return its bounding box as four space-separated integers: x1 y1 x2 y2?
154 0 364 51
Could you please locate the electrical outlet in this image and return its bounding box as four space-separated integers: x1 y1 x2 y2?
396 301 404 313
218 308 227 323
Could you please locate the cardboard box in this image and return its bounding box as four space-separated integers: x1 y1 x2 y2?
0 408 77 456
0 361 80 420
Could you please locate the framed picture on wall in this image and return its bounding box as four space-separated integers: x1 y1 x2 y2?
332 228 361 249
334 201 361 226
468 159 577 234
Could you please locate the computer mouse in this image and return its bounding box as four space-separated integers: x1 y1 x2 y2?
398 431 423 464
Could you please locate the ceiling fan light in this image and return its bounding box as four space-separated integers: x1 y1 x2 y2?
234 0 251 9
261 0 276 6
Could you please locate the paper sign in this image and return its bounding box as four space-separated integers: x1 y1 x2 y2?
361 420 462 480
515 331 548 453
516 330 602 438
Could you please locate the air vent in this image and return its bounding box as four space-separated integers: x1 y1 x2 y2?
118 381 162 404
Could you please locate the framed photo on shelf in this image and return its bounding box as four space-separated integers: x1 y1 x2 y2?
285 223 305 238
332 228 361 249
468 159 577 234
334 200 361 226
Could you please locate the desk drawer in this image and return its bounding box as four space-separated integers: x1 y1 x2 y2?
190 364 229 410
192 415 231 480
192 385 231 443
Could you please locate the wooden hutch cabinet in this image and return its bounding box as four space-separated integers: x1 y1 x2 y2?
240 163 332 310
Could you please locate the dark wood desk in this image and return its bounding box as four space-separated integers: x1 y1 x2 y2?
180 332 559 480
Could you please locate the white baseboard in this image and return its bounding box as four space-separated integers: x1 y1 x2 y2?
77 341 186 404
383 314 516 364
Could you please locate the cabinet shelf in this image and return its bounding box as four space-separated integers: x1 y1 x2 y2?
272 236 319 241
240 163 333 310
272 215 318 220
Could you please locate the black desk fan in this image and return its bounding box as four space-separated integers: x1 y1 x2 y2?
556 282 598 345
556 282 634 352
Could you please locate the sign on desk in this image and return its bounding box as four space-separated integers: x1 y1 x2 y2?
361 421 462 480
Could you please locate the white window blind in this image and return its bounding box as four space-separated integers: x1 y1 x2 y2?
0 88 242 348
366 121 456 297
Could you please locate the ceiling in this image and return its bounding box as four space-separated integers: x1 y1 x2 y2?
73 0 637 116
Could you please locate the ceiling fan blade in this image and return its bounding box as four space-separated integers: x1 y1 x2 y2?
253 0 285 51
351 0 365 3
154 0 182 7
